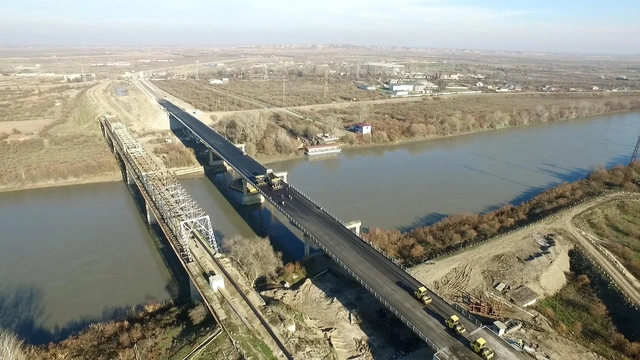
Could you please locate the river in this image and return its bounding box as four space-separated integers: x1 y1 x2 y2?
0 111 638 343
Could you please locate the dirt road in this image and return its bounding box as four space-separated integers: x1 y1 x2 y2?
559 193 640 306
412 192 640 308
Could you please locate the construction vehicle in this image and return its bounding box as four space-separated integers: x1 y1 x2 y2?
265 169 283 191
445 315 467 335
471 338 494 359
254 174 267 187
414 286 432 305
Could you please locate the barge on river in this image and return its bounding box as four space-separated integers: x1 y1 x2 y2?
304 144 342 156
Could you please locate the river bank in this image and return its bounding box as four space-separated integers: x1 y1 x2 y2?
0 172 122 194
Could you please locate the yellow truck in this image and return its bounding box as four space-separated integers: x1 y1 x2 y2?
266 169 283 191
254 174 267 187
414 286 433 305
445 315 467 335
471 338 495 359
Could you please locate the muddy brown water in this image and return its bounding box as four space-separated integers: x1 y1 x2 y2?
0 111 638 343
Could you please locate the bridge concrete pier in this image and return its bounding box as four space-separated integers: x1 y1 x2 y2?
345 220 362 236
241 178 265 205
303 234 322 259
208 149 227 167
145 202 158 225
125 168 135 186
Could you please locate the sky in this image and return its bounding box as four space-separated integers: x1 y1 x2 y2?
2 0 639 53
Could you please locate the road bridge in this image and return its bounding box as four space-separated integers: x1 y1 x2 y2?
156 97 530 360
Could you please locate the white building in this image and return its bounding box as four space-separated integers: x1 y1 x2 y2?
353 123 372 135
388 84 415 92
209 78 229 84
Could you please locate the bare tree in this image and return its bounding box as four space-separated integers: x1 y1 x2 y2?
535 104 549 122
274 128 297 154
230 112 267 144
357 105 369 124
408 123 427 137
0 329 27 360
320 116 343 135
222 235 283 287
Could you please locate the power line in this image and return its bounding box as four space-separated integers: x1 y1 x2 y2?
323 70 328 101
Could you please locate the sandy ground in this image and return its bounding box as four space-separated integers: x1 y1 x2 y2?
0 119 54 134
261 261 416 360
408 193 640 360
85 79 169 131
411 226 571 303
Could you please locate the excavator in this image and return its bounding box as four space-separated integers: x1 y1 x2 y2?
414 286 433 305
445 315 467 335
471 338 495 360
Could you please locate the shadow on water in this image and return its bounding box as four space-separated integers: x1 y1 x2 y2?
168 115 305 262
116 163 190 301
0 283 164 345
401 154 632 230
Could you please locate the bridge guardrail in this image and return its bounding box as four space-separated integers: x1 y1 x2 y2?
166 108 528 352
263 196 440 352
453 303 483 327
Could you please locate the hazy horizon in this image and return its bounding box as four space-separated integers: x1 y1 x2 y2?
2 0 639 54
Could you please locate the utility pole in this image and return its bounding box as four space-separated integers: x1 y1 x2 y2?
81 64 85 84
630 135 640 165
195 60 199 80
282 76 286 107
264 64 268 80
356 61 361 79
323 70 328 101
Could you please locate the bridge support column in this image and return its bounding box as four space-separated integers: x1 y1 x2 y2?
345 220 362 236
303 234 322 259
145 202 157 225
209 149 226 166
125 167 135 186
274 171 288 184
189 277 203 303
241 178 265 205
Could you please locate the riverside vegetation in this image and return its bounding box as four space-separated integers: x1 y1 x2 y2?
311 92 640 145
0 86 118 189
363 163 640 266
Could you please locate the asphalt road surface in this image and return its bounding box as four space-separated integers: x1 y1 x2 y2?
159 99 529 360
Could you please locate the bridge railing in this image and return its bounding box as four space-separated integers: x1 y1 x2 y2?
260 194 441 352
452 303 483 327
167 109 441 351
286 183 409 271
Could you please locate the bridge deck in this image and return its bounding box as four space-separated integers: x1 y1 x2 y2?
159 99 528 360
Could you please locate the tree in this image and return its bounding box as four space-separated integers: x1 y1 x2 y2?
357 105 369 124
436 80 448 92
321 116 343 135
222 235 283 287
0 329 27 360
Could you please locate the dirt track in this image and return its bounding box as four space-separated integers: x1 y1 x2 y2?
86 80 169 131
560 194 640 306
413 192 640 309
